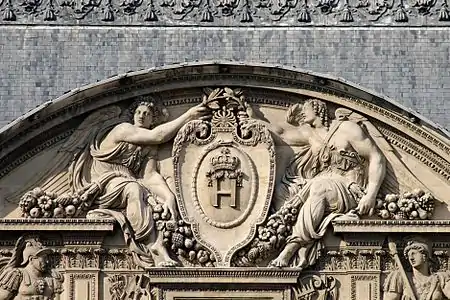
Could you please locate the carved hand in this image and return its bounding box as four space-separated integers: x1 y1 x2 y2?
163 200 179 221
356 194 376 216
186 103 211 121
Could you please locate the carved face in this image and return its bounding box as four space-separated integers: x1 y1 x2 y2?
301 102 318 124
408 249 427 268
30 254 49 272
133 105 154 128
34 279 46 294
199 123 209 138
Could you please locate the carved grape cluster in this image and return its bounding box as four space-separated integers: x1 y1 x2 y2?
153 206 216 267
19 187 91 218
375 189 435 220
232 203 299 266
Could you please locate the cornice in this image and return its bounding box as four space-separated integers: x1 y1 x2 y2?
332 219 450 233
0 218 115 231
144 268 303 283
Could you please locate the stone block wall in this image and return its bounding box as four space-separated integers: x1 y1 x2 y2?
0 26 449 130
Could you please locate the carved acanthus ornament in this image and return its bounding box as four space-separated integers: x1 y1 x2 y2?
58 0 102 19
108 274 155 300
159 0 200 19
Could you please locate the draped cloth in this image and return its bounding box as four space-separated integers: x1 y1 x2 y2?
276 121 365 268
383 270 450 300
69 124 157 268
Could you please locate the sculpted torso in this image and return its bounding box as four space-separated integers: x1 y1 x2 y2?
245 99 386 268
99 127 159 175
286 119 368 155
310 122 356 150
85 102 208 267
0 239 63 300
299 121 368 181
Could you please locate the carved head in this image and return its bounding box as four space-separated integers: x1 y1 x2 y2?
20 238 51 271
302 99 329 128
129 98 169 128
29 253 50 273
404 240 431 269
34 279 47 294
133 102 155 129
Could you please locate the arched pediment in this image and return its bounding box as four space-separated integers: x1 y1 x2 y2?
1 63 448 211
1 63 450 300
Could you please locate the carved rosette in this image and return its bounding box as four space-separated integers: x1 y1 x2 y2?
172 88 276 267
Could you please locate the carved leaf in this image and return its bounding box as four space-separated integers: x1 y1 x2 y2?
224 87 234 95
207 100 221 109
207 88 221 101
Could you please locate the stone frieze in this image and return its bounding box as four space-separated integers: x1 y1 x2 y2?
0 0 450 25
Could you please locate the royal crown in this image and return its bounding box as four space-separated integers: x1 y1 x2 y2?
210 148 239 172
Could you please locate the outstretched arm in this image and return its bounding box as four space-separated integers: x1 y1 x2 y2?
244 103 310 146
342 121 386 215
142 166 178 219
113 104 209 145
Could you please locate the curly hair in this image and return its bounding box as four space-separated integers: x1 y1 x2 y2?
285 103 303 126
128 96 169 126
404 241 430 259
128 99 155 117
304 99 330 128
403 238 440 273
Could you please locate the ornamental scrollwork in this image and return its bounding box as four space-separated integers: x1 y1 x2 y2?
294 275 338 300
1 0 450 23
108 274 158 300
57 0 102 19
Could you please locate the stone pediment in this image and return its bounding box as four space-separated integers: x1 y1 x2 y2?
0 62 449 299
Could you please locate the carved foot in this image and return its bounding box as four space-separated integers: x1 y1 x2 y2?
268 242 299 268
269 256 291 268
150 244 180 267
